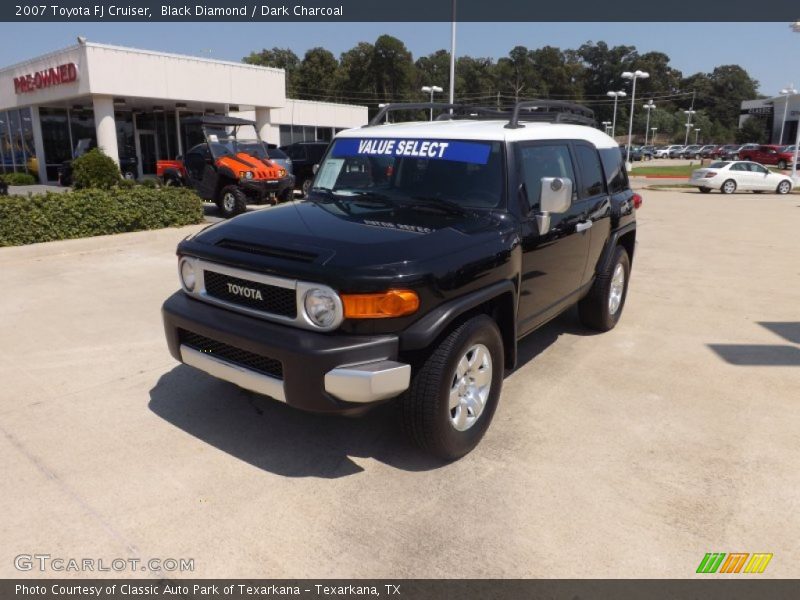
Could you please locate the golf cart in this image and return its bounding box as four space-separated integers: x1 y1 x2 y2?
157 116 294 218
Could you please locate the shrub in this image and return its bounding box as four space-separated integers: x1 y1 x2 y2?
139 178 160 189
0 187 204 247
71 148 120 189
0 172 37 186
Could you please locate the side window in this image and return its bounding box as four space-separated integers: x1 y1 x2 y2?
517 144 576 210
599 148 630 194
575 144 605 198
730 163 746 172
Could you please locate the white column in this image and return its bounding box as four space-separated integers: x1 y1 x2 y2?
255 107 275 144
174 108 183 157
29 106 48 183
92 95 119 165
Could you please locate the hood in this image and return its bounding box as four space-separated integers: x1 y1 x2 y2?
189 199 506 273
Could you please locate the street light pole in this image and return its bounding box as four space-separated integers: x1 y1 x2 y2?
694 128 701 144
606 90 626 138
449 0 456 105
421 85 444 121
622 70 650 167
651 127 657 144
601 120 611 136
643 100 655 146
778 85 796 145
683 109 696 145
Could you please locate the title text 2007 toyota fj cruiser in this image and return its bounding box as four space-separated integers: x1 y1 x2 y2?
162 101 640 459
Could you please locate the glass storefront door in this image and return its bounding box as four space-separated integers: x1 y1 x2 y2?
137 130 158 176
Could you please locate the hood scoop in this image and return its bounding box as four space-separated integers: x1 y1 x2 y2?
215 239 318 263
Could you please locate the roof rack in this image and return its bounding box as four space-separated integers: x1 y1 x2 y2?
365 100 595 129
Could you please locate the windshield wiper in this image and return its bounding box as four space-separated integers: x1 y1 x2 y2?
403 196 470 216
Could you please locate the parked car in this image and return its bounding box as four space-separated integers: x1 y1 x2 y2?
727 143 759 160
698 145 719 158
737 144 798 170
653 146 672 158
690 160 793 194
713 144 739 160
280 141 329 197
265 145 293 176
667 145 686 158
679 145 703 159
162 100 640 459
640 145 657 157
58 138 139 186
622 145 652 161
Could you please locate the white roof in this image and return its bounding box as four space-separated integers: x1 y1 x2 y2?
336 119 618 149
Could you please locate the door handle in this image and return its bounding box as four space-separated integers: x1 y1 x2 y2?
576 220 592 233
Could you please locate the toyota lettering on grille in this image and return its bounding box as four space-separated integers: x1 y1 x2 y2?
226 282 264 301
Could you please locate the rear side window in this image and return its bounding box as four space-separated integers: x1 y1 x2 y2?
599 148 630 194
574 144 605 197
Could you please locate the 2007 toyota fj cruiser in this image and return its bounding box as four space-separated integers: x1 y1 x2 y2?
162 101 640 460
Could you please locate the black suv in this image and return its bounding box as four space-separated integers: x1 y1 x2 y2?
280 141 329 196
163 102 639 459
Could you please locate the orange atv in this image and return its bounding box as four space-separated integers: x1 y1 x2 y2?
157 115 295 218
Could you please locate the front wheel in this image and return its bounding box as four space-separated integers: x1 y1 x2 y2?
399 315 504 461
216 185 247 218
578 245 631 332
300 178 312 198
721 179 737 194
777 180 792 194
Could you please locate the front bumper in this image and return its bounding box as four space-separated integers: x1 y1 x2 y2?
162 292 410 413
240 175 295 201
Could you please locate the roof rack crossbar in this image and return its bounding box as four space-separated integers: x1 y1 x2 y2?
504 100 595 129
366 102 467 127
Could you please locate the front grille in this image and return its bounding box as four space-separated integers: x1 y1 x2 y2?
179 330 283 379
203 270 297 318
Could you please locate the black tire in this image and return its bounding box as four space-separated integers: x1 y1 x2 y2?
699 187 711 194
778 160 787 170
300 178 312 198
776 180 792 195
278 186 293 203
721 179 737 194
578 245 631 332
399 315 504 461
164 176 181 187
217 185 247 218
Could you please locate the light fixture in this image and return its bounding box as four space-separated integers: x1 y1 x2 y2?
621 70 650 167
606 90 627 138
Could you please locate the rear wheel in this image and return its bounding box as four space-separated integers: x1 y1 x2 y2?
217 185 247 218
721 179 737 194
300 178 313 198
778 160 787 170
777 180 792 194
699 187 711 194
578 245 631 332
399 315 504 461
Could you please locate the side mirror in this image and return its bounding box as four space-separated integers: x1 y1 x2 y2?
312 164 319 175
536 177 573 235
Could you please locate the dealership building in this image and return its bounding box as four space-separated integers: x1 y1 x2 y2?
0 41 368 182
739 93 800 145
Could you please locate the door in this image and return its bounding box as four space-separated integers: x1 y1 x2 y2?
137 131 158 176
728 163 752 190
515 141 591 334
573 143 612 286
747 162 773 190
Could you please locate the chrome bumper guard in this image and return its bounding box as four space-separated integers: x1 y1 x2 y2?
180 345 287 402
324 361 411 404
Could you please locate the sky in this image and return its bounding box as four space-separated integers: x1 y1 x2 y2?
0 22 798 99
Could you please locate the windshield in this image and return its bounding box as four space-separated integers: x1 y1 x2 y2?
203 124 267 159
310 138 505 209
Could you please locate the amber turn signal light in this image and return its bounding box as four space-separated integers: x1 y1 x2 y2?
341 290 419 319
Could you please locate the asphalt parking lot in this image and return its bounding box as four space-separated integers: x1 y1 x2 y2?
1 189 798 579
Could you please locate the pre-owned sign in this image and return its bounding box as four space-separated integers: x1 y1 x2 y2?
13 63 78 94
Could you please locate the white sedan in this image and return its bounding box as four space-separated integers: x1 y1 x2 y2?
690 161 793 194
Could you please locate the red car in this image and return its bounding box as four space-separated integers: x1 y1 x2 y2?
737 144 797 170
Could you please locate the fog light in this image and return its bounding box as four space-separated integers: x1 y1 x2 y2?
179 258 196 292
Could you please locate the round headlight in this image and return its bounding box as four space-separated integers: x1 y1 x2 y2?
244 171 254 180
180 258 196 292
304 288 338 328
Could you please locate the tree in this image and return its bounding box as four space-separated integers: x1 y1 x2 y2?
371 35 415 103
295 48 339 101
530 46 583 99
336 42 375 101
737 116 769 143
496 46 537 101
455 56 496 103
415 50 450 92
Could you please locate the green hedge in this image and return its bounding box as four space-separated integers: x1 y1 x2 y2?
0 187 204 247
71 148 121 189
0 172 37 186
